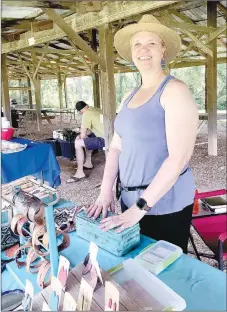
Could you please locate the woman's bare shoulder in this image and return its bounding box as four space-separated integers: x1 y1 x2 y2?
165 78 189 92
162 78 192 101
161 77 197 110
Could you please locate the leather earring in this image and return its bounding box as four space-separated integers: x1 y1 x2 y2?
130 61 136 70
161 58 166 70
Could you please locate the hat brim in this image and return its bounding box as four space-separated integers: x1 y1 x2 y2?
114 23 181 63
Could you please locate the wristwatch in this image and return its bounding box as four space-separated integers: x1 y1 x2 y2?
136 198 151 212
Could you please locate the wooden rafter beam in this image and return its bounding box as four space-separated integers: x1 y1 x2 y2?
162 13 208 59
2 0 78 9
168 8 225 52
33 45 48 79
160 18 216 33
42 8 105 70
182 30 213 56
207 24 227 43
181 39 206 57
67 39 93 76
7 59 81 69
2 1 177 54
24 47 80 55
61 55 76 80
8 86 31 91
18 55 34 82
3 20 53 32
168 9 195 23
217 2 227 15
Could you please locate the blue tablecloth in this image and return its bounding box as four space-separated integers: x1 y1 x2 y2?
1 137 61 187
1 199 226 310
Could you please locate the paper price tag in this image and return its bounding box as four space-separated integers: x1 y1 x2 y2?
89 241 98 262
22 280 34 311
93 258 103 285
42 301 51 311
77 278 93 311
49 276 63 310
57 255 70 290
62 292 77 311
105 281 119 311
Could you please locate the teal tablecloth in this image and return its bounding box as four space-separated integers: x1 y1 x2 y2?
2 200 226 311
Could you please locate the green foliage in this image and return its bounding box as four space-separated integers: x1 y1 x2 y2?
171 64 226 110
40 79 60 108
66 76 94 108
217 63 227 110
170 66 205 109
114 72 141 111
8 64 226 111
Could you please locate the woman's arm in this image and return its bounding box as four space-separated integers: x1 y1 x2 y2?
87 89 135 218
100 132 122 194
141 79 199 208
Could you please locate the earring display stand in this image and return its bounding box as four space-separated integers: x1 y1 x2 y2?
5 177 60 294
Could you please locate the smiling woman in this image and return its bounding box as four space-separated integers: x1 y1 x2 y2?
87 14 199 254
130 31 166 72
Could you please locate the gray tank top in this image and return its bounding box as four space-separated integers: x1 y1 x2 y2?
114 75 195 215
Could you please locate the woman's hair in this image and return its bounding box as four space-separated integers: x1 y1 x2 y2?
130 32 166 47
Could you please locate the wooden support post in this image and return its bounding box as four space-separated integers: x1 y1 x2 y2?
1 55 11 121
64 77 68 108
58 70 63 121
91 29 101 109
27 75 33 108
32 52 42 131
19 79 23 105
34 79 42 132
99 24 116 153
207 1 217 156
92 66 101 109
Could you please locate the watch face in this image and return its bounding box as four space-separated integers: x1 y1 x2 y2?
137 198 147 209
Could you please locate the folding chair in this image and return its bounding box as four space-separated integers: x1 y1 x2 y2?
189 190 227 271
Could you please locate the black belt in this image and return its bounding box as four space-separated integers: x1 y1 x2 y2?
120 168 188 192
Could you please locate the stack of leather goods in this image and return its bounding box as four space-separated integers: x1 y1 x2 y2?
76 210 141 256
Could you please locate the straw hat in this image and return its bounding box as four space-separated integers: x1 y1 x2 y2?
114 14 181 63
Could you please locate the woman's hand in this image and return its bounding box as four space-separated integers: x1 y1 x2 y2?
87 190 115 219
99 204 146 233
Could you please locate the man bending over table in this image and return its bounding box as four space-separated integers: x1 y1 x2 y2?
67 101 105 183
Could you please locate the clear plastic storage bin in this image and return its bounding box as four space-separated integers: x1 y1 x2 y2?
110 258 186 311
135 240 183 275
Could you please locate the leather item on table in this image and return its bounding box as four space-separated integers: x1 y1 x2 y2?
13 239 32 268
11 214 26 235
42 229 70 252
11 189 45 225
4 244 20 259
16 217 30 238
26 247 43 274
32 224 49 257
37 260 51 289
29 222 36 234
27 200 45 225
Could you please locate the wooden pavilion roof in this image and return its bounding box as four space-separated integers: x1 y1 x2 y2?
1 0 226 80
